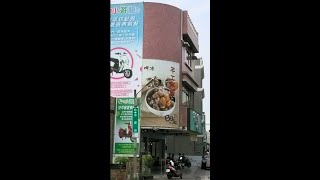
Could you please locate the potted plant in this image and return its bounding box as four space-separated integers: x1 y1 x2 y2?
111 157 129 180
114 156 129 169
142 154 154 176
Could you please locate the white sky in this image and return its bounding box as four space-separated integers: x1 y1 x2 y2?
111 0 211 131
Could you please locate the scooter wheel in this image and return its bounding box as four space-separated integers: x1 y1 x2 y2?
167 174 172 179
123 69 132 78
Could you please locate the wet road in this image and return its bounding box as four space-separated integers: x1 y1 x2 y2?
153 166 210 180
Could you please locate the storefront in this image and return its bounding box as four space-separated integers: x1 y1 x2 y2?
140 128 190 166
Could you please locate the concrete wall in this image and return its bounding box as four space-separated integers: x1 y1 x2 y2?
166 135 194 156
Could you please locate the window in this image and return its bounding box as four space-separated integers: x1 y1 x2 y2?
185 47 192 68
182 86 193 107
182 89 190 105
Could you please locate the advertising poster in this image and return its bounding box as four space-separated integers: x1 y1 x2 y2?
110 3 143 98
189 109 203 134
113 98 140 160
140 59 180 128
201 112 206 134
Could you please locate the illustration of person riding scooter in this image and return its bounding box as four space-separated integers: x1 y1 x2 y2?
110 54 133 78
118 122 133 142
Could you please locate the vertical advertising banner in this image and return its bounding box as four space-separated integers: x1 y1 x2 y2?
201 112 206 134
110 3 143 98
189 109 203 134
113 98 140 160
140 59 180 128
111 3 143 162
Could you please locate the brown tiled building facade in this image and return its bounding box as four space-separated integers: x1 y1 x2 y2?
111 2 206 163
142 2 204 131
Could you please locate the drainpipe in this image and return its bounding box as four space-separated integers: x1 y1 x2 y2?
181 11 190 48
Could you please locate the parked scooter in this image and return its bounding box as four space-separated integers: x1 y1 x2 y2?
181 155 191 168
176 157 184 169
166 161 182 179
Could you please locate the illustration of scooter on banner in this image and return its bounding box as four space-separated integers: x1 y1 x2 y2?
110 53 133 78
118 122 134 142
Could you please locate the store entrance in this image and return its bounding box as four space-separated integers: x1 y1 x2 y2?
146 138 165 166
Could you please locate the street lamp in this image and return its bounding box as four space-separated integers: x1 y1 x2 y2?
132 76 159 179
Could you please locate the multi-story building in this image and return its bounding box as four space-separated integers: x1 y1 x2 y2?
110 2 206 166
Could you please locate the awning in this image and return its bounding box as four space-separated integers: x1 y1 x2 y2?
140 127 191 135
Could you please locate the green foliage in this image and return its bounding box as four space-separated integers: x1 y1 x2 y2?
114 156 129 165
143 155 154 168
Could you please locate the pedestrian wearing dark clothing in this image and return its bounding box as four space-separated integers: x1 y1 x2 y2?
167 153 171 159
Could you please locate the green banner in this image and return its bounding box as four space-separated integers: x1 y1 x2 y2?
132 107 139 133
114 143 140 154
116 98 134 121
114 98 135 155
189 109 203 134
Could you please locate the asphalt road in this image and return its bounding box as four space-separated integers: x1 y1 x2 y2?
153 166 210 180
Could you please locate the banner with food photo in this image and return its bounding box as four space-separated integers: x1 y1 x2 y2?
140 59 180 128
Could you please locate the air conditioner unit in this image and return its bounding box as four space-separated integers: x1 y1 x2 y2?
197 88 204 92
195 65 204 69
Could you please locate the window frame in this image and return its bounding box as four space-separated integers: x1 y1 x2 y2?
182 86 192 107
185 47 193 70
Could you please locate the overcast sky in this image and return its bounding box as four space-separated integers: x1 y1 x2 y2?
111 0 211 131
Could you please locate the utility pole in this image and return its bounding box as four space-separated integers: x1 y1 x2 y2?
132 77 157 180
132 137 138 179
132 89 138 179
